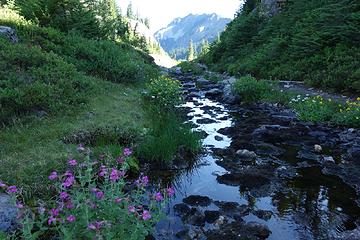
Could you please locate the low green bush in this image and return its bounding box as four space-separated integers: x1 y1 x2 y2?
232 76 273 103
145 76 182 109
178 62 205 75
0 38 93 124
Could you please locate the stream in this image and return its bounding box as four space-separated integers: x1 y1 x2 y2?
152 72 360 240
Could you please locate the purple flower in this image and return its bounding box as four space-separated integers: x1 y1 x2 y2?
16 202 24 209
48 216 57 225
128 206 136 213
65 200 74 209
7 186 17 193
60 192 69 201
109 168 120 182
116 156 125 164
96 191 104 199
155 192 163 202
77 144 85 152
166 187 175 197
48 171 58 180
135 175 149 188
68 159 77 167
99 165 107 177
142 210 151 221
115 198 122 204
50 208 59 217
88 221 103 231
123 148 132 157
0 182 6 188
62 175 75 188
67 215 76 222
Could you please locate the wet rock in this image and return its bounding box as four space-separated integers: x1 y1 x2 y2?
174 203 191 217
347 147 360 164
0 194 18 232
205 89 222 98
253 210 273 221
175 229 190 240
236 149 257 159
217 172 270 189
214 136 224 141
214 201 250 218
204 210 220 223
323 156 335 164
308 130 328 140
196 118 217 124
297 150 321 161
0 26 18 43
183 195 212 207
185 208 206 227
205 221 271 240
314 144 323 153
330 226 360 240
187 92 202 99
196 77 211 86
254 143 285 156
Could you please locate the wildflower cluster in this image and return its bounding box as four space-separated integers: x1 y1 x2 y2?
3 146 175 239
289 95 359 127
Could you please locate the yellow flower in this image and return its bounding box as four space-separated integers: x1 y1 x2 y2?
357 97 360 101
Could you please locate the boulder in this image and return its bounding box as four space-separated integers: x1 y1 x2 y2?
236 149 257 159
0 194 18 232
0 26 18 43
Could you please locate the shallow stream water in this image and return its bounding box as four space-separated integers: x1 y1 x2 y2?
152 75 360 240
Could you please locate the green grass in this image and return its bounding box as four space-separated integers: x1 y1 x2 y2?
0 80 146 199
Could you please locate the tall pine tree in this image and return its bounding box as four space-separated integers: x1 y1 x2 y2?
187 39 195 61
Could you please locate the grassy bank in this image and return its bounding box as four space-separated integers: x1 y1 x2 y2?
232 76 360 128
0 80 145 198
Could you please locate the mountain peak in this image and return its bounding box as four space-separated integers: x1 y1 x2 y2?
155 13 231 60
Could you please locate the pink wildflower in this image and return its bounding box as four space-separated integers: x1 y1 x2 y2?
16 202 24 209
48 216 57 225
123 148 132 157
128 206 136 213
142 210 151 221
136 175 149 188
77 144 85 152
60 192 69 201
48 171 58 180
116 156 125 164
167 187 175 197
88 221 103 231
0 182 6 188
110 168 120 182
49 208 59 216
99 165 107 177
115 198 122 204
155 192 164 202
96 191 104 199
7 186 17 193
68 159 77 167
67 215 76 222
62 175 75 188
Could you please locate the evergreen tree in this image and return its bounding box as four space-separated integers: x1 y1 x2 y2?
187 40 195 61
144 17 150 29
126 2 133 19
200 39 210 56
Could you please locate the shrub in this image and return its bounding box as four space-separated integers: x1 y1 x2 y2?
232 76 273 103
1 146 174 239
0 38 93 123
178 62 205 75
145 76 182 109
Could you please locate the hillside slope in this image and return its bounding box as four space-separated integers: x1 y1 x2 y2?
201 0 360 94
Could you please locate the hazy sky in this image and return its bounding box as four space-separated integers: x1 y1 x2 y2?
116 0 243 33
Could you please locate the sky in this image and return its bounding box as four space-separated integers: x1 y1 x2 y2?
116 0 243 33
